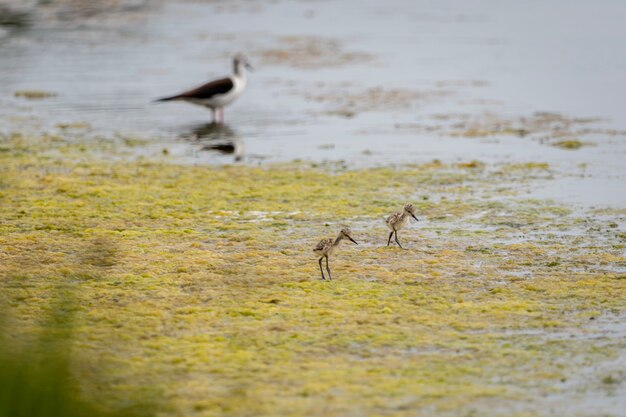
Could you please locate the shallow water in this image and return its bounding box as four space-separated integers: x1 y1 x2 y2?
1 3 625 414
1 0 626 207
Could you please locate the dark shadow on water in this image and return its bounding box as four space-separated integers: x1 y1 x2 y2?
0 5 32 29
185 122 245 162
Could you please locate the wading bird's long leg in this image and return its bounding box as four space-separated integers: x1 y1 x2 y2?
387 231 394 246
325 255 332 280
211 109 216 124
318 257 326 280
219 108 225 124
394 231 403 249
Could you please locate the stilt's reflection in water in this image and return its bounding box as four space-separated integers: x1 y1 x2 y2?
187 123 245 162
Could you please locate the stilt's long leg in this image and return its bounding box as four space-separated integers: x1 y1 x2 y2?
394 231 403 249
318 257 326 280
387 231 394 246
325 255 332 280
211 109 216 124
219 108 225 124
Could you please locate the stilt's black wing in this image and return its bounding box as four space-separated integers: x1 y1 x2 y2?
156 77 234 101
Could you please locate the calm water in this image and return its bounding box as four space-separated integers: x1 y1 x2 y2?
1 0 626 205
1 2 625 413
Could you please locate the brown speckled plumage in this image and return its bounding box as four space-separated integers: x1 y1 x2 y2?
385 203 419 248
314 228 358 280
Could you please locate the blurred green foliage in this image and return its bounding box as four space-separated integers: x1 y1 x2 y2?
0 294 157 417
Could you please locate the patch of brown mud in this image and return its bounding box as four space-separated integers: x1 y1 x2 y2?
187 0 265 15
306 85 449 117
259 35 372 69
2 0 152 26
396 111 626 149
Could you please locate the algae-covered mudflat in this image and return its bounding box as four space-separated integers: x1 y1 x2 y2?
2 0 626 416
1 133 624 416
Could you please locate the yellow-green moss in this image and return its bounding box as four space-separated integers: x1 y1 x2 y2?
14 90 58 99
0 132 624 416
551 139 586 150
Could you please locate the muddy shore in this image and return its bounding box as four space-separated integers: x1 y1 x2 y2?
1 1 625 416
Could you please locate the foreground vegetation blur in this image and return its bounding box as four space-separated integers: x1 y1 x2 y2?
0 294 159 417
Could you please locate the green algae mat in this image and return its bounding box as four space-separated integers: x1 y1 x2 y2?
1 133 625 417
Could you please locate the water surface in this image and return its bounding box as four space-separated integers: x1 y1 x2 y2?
1 0 625 205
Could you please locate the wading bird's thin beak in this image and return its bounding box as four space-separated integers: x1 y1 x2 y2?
245 62 254 71
349 237 358 245
411 213 419 221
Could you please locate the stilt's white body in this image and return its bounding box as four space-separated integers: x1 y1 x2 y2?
190 74 247 110
157 54 252 123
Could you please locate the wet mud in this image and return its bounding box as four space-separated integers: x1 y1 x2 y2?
1 1 625 416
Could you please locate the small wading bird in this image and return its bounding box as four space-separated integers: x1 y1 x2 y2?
156 53 252 124
314 228 358 281
385 203 419 248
